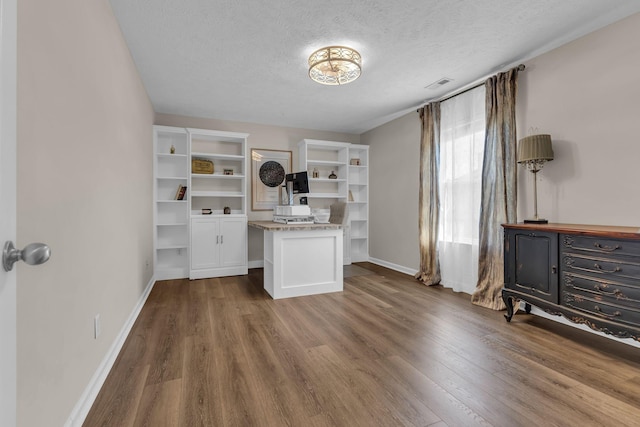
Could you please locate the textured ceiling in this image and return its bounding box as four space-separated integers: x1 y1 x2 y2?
109 1 640 134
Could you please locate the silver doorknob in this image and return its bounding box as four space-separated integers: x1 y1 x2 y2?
3 241 51 272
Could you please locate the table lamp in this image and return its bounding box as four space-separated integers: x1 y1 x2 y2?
517 134 554 224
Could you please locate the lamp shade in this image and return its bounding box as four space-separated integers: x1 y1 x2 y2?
517 134 554 163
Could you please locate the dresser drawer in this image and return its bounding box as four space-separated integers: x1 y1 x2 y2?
562 253 640 285
562 273 640 308
562 234 640 259
563 291 640 328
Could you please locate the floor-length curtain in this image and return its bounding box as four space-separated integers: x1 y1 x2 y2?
438 87 485 294
416 103 441 286
472 67 520 309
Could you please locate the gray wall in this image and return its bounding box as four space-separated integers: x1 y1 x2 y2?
362 12 640 274
361 113 420 272
516 12 640 225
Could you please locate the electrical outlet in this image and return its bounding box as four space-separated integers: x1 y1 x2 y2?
94 314 101 339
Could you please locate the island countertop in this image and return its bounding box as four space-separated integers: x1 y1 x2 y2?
248 220 342 231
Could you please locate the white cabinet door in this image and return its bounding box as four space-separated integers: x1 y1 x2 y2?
220 217 247 267
191 218 220 269
190 215 247 279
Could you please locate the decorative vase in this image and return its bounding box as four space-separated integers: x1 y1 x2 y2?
170 145 175 154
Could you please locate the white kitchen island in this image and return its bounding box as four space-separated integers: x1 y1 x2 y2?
248 221 343 299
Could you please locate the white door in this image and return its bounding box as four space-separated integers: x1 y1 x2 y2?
220 217 247 267
191 218 220 269
0 0 18 424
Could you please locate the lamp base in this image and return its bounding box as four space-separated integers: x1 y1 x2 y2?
524 218 548 224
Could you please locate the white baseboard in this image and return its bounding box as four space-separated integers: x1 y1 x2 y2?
368 257 418 277
64 275 157 427
248 259 264 269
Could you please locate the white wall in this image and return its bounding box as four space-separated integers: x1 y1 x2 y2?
363 13 640 274
17 1 155 425
154 114 360 264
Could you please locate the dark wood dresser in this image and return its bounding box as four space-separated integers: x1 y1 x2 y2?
502 223 640 342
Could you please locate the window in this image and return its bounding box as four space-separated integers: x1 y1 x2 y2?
438 86 485 294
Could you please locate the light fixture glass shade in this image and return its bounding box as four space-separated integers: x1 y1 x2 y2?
517 134 554 164
308 46 361 85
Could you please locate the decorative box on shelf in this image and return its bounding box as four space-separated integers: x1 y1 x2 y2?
192 158 214 174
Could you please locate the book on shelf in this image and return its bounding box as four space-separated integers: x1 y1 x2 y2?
175 185 187 200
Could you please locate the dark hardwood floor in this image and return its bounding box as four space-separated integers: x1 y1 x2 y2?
84 263 640 426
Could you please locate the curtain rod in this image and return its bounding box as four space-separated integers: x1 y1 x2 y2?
417 64 525 112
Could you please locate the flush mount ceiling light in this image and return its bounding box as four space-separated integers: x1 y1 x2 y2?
308 46 362 85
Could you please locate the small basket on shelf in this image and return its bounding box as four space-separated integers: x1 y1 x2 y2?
192 158 214 174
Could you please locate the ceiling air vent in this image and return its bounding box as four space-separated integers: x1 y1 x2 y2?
425 77 453 90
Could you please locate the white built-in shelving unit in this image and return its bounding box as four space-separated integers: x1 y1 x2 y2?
299 139 349 203
347 144 369 263
187 128 249 279
298 139 369 264
153 126 190 280
153 125 249 280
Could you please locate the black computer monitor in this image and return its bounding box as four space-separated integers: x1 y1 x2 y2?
285 171 309 194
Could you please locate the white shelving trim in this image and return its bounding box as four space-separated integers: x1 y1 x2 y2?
306 193 347 199
307 160 345 166
157 244 189 250
157 153 188 158
191 173 245 179
310 178 347 183
190 191 244 197
190 152 244 161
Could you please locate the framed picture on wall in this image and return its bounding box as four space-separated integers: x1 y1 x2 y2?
251 148 292 211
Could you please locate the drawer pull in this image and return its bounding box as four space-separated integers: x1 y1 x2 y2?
594 242 621 252
593 263 621 273
594 305 622 319
593 284 626 299
563 236 625 254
